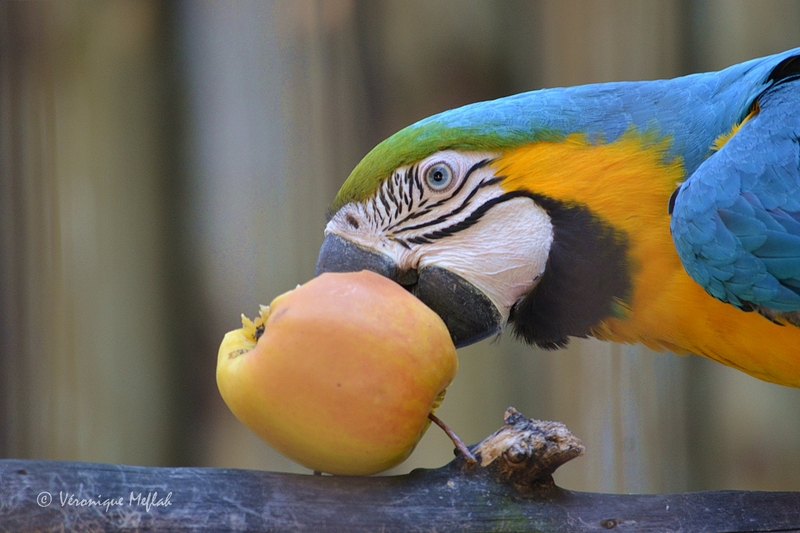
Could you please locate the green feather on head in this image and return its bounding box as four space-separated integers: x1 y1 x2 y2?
332 106 564 211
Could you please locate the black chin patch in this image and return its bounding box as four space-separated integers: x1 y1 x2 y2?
509 195 632 349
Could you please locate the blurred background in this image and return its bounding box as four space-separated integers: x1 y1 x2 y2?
2 0 800 494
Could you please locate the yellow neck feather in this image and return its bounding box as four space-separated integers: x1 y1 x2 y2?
494 133 800 387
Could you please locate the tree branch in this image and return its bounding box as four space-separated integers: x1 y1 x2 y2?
2 408 798 533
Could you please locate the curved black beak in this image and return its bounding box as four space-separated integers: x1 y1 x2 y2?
315 233 502 347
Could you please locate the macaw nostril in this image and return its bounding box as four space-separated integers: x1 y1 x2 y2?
394 269 419 289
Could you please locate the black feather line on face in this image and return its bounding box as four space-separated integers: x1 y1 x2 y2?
401 178 491 233
385 180 399 210
387 204 431 230
419 190 532 241
390 236 411 250
378 186 391 215
509 195 632 350
414 166 423 201
386 159 491 232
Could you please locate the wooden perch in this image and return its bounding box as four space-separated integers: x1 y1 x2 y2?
2 408 799 533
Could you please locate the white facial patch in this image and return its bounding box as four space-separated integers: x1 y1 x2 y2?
325 150 554 324
415 198 552 320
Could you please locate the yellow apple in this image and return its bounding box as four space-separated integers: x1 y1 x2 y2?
216 270 458 475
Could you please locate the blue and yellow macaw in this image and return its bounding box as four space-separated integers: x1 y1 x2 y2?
315 48 800 388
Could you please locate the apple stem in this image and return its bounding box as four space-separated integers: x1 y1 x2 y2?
428 412 477 464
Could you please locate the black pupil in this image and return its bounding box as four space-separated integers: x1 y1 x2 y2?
431 167 446 183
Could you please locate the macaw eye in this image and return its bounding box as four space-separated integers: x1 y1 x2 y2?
425 163 454 191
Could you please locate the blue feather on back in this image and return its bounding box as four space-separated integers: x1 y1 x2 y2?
670 64 800 319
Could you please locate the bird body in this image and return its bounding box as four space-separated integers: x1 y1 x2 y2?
498 132 800 386
316 48 800 388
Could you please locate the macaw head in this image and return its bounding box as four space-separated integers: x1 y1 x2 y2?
315 95 633 348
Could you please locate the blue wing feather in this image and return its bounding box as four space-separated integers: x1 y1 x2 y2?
671 67 800 324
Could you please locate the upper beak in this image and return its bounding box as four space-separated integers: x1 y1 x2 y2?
315 233 502 347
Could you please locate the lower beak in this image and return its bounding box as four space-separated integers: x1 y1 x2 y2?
315 233 502 347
